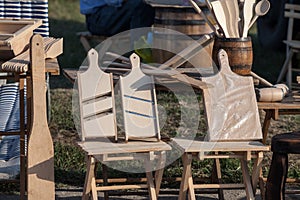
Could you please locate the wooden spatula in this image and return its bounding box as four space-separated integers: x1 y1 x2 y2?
242 0 256 38
224 0 240 38
219 0 235 37
211 0 230 38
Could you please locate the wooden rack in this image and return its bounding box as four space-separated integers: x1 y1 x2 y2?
0 34 62 200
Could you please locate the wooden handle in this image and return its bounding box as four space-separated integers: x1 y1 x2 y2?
250 71 273 87
242 0 256 38
87 48 99 71
27 34 55 200
129 53 140 69
189 0 221 37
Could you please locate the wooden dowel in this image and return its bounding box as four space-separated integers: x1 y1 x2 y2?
104 52 211 89
193 183 245 189
96 184 148 191
250 71 273 87
96 178 148 184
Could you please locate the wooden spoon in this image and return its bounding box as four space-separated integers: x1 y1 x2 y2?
248 0 270 29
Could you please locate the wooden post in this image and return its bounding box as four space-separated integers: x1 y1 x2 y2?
19 76 26 200
27 34 54 199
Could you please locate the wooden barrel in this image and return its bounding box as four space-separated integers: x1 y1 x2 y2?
212 37 253 75
152 5 214 68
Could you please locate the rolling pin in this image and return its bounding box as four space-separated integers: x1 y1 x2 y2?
256 87 285 102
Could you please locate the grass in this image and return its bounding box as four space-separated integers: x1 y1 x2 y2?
1 0 297 192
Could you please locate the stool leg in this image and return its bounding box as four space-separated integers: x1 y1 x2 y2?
265 152 288 200
102 164 109 200
211 158 224 200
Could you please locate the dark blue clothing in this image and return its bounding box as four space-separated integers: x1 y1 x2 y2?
83 0 154 37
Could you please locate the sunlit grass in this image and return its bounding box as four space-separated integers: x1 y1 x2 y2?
49 0 84 22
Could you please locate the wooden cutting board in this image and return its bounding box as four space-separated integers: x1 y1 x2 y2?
120 53 161 141
201 49 262 141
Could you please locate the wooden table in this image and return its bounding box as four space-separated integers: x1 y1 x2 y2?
64 68 300 145
258 95 300 144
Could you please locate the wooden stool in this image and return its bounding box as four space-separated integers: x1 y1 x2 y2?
265 132 300 200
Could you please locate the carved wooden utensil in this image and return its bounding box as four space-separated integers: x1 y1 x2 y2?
224 0 240 37
248 0 270 29
242 0 256 38
211 0 230 38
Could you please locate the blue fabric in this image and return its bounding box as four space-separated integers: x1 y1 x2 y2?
84 0 154 37
0 135 21 179
0 0 49 37
0 155 20 179
80 0 106 15
80 0 123 15
0 136 20 161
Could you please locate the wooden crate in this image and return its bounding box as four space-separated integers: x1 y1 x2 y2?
0 19 42 60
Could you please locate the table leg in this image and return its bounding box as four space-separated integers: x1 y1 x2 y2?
251 152 264 194
262 110 274 144
240 158 255 200
83 156 96 200
211 158 224 200
154 151 166 197
102 163 109 200
179 153 193 200
145 155 157 200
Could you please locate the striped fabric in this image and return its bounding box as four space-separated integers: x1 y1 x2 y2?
0 83 19 132
0 82 27 179
0 83 27 132
5 85 27 132
0 136 20 161
0 135 20 179
0 153 20 179
0 0 49 37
